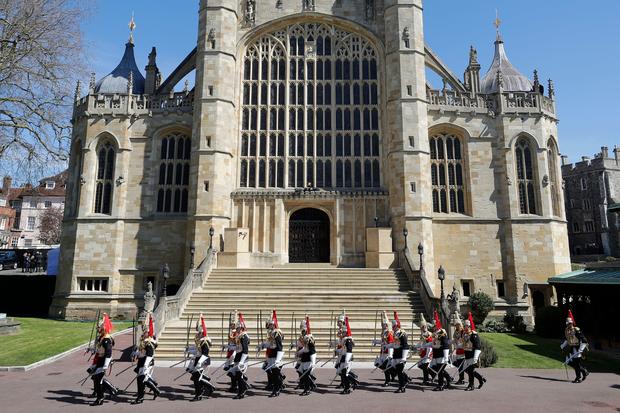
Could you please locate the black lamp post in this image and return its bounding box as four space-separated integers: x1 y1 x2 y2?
374 216 379 228
402 228 408 250
417 242 424 270
161 263 170 297
438 265 446 300
208 227 215 251
189 242 196 269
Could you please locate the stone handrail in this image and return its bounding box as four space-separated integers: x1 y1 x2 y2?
399 248 445 324
153 249 216 336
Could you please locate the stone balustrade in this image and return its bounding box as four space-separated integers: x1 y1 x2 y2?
73 90 195 119
427 89 556 118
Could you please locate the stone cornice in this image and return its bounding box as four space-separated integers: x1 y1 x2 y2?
231 188 389 200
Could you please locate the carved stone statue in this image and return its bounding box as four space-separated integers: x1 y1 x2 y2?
245 0 256 26
303 0 315 11
469 46 478 65
402 27 410 48
144 281 156 312
365 0 375 21
447 284 460 316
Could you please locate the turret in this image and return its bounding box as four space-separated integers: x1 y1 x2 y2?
144 47 160 95
463 46 481 94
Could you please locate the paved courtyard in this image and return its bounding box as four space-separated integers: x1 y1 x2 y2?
0 332 618 413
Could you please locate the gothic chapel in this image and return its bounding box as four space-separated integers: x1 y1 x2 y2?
51 0 570 324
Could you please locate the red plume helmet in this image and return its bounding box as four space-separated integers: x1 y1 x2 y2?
238 312 246 330
201 313 207 337
102 313 113 335
148 313 155 338
393 311 401 328
305 315 311 334
568 309 576 326
272 309 279 329
467 312 476 331
345 316 352 337
433 310 442 330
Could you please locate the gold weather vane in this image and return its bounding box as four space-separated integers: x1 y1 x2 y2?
494 9 502 40
128 12 136 44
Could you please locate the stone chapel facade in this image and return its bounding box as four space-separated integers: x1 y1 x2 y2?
51 0 571 320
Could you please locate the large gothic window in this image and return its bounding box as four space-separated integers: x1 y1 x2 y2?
547 139 561 217
515 138 538 215
239 23 381 189
94 141 115 214
157 133 190 213
430 133 465 213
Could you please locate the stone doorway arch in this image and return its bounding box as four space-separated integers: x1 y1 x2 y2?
288 208 330 263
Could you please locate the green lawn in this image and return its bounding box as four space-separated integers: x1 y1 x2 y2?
0 318 131 366
482 332 620 372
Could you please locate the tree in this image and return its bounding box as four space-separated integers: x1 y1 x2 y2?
0 0 90 178
38 206 63 245
467 291 494 326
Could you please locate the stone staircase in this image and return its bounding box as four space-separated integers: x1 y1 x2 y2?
156 267 426 362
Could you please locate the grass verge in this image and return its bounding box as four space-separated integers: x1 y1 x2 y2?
482 332 620 372
0 318 131 366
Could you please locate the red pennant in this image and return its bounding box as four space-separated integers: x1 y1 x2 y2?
272 309 279 329
305 315 311 334
148 314 154 338
201 313 207 337
433 310 442 330
468 312 476 331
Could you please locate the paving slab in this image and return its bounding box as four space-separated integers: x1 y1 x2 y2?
0 332 618 413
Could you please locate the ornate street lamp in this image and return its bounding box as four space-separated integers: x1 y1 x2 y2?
374 216 378 228
189 241 196 269
402 227 408 250
438 265 446 301
209 227 215 251
161 263 170 297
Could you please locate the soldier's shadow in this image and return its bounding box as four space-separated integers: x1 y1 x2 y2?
45 389 91 405
158 385 193 400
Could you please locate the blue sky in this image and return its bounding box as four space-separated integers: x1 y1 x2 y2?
84 1 619 163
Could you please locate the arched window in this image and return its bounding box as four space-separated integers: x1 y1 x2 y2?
430 133 466 214
515 138 538 215
157 133 191 214
547 139 561 217
94 140 115 214
68 140 83 217
239 22 381 189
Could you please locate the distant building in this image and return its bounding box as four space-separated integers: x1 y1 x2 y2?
562 146 620 257
0 178 17 248
5 172 67 249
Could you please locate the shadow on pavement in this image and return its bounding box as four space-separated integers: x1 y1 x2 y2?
45 389 91 405
518 375 569 383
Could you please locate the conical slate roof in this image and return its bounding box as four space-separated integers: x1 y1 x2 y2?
94 41 145 94
480 37 532 94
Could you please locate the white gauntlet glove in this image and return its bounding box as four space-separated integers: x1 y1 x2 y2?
442 349 450 364
345 352 353 363
578 343 586 353
560 340 567 350
239 353 248 365
401 349 409 363
387 347 394 358
473 349 481 364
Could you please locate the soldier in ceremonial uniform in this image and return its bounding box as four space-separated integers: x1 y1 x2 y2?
372 311 395 387
188 313 215 401
223 311 239 393
131 313 161 404
296 315 317 396
430 311 451 391
390 311 410 393
335 313 359 394
230 312 251 399
88 313 118 406
416 314 435 385
452 313 466 385
561 310 589 383
258 309 285 397
462 313 486 391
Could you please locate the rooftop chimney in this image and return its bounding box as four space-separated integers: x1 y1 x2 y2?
601 146 609 158
2 176 11 193
561 155 568 166
614 146 619 165
581 156 590 163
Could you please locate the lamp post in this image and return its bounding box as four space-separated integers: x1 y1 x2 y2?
208 227 215 251
417 242 424 270
438 265 446 328
161 263 170 297
402 228 408 250
374 216 378 228
189 242 196 269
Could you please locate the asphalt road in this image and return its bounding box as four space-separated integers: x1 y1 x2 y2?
0 332 618 413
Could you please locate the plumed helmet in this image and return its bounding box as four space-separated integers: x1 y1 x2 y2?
453 312 463 326
566 310 575 326
230 310 239 328
419 313 428 329
345 316 352 337
237 312 247 331
392 311 401 329
337 310 346 324
381 311 390 327
99 313 113 335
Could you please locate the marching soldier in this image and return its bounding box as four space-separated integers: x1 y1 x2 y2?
390 311 410 393
88 313 118 406
297 315 317 396
372 311 395 387
452 313 466 385
416 314 435 385
561 310 589 383
430 311 451 391
230 312 251 399
258 310 285 397
188 313 215 401
335 313 359 394
131 312 161 404
223 311 239 393
463 313 486 391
